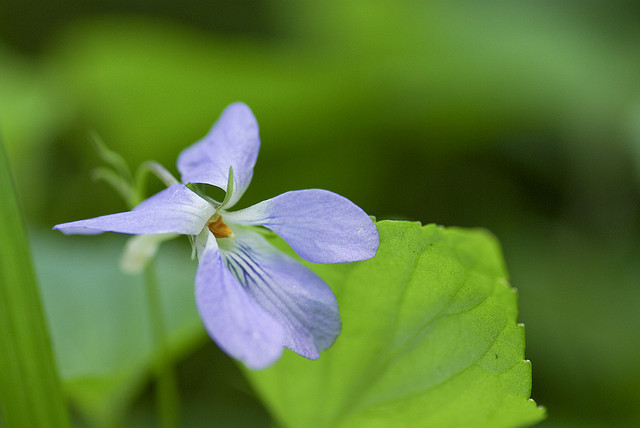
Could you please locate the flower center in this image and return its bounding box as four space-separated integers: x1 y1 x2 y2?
207 215 234 239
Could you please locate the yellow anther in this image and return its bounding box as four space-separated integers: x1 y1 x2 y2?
208 215 234 239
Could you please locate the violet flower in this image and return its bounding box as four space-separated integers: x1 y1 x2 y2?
54 102 379 369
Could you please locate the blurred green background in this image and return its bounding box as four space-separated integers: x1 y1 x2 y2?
2 1 640 426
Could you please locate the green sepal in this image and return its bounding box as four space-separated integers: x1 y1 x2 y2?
218 166 235 210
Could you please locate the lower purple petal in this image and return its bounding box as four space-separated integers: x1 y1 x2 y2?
220 228 341 359
195 231 285 369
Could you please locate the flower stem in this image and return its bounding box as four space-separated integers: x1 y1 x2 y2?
144 262 180 428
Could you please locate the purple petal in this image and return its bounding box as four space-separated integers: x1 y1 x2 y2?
54 184 214 236
177 102 260 208
195 231 285 369
225 189 379 264
220 228 341 359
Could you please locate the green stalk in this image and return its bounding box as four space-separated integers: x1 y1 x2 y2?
0 138 71 427
144 262 180 428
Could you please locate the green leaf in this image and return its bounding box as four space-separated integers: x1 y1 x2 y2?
0 138 71 427
247 221 545 428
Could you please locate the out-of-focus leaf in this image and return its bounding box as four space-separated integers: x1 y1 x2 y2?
0 136 71 427
31 231 205 427
248 221 544 428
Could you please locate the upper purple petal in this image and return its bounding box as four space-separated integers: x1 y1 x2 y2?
225 189 379 264
220 228 341 359
195 231 285 369
177 102 260 208
54 184 214 236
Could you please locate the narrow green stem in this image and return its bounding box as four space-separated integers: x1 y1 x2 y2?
144 262 180 428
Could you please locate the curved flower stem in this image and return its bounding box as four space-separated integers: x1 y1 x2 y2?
134 161 180 206
144 261 180 428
